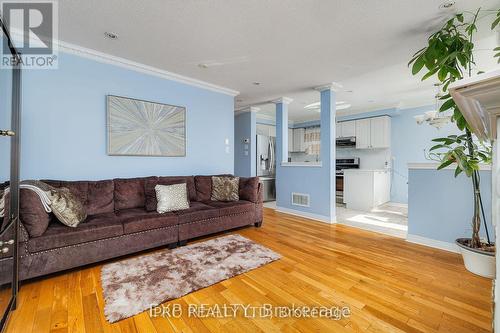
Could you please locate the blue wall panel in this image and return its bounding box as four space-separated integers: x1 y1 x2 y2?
18 52 235 180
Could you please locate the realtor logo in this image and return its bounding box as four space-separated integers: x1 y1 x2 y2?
1 0 58 69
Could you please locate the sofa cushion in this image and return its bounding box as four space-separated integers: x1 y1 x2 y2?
114 177 155 210
116 208 178 234
205 200 254 216
239 177 260 203
194 176 212 202
27 212 123 252
155 184 190 213
145 176 196 211
42 179 114 215
194 174 232 201
174 202 219 224
5 189 52 238
211 176 240 202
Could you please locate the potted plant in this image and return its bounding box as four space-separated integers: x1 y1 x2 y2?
409 8 500 278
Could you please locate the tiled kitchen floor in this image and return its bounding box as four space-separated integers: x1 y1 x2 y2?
264 201 408 238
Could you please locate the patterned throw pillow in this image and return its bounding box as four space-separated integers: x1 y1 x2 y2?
155 183 190 213
49 187 87 227
211 176 240 202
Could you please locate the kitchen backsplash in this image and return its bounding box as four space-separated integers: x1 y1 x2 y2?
336 148 391 169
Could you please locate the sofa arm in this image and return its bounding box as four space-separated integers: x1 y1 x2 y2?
239 177 261 203
18 189 52 238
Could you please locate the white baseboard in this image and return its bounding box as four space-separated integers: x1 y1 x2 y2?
275 206 335 224
406 234 459 253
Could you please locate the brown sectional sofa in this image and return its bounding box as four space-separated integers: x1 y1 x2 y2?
1 175 262 284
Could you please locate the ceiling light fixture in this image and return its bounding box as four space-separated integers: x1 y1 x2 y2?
439 1 455 9
304 101 348 110
198 63 209 69
414 84 451 129
252 82 261 86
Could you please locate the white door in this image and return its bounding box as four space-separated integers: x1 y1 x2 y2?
370 116 390 148
341 121 356 137
355 119 371 149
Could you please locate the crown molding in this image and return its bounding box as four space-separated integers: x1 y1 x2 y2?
315 82 343 92
58 41 240 96
234 106 260 115
8 28 239 96
271 97 293 105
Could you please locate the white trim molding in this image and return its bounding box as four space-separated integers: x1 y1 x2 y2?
275 206 335 224
406 234 459 253
272 97 294 105
7 27 239 96
57 41 240 96
408 162 491 171
234 106 260 115
315 82 343 92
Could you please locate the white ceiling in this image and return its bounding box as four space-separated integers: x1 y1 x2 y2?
50 0 500 121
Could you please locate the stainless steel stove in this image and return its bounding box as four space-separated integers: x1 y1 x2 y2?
336 158 360 202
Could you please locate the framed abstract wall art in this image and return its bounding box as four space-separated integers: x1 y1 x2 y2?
107 95 186 156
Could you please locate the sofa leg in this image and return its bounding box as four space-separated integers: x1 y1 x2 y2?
167 242 177 250
254 221 263 228
178 240 187 247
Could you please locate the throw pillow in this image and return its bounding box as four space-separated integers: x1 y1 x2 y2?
155 183 190 213
49 187 87 227
211 176 240 201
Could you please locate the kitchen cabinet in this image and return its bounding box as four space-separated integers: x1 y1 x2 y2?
292 128 306 152
336 120 356 138
355 118 371 149
256 124 276 137
370 116 390 148
336 122 342 139
341 121 356 137
355 116 390 149
288 128 293 152
343 169 391 211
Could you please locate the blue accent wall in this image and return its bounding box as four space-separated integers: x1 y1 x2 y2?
234 111 256 177
408 168 493 243
18 52 235 180
275 90 336 221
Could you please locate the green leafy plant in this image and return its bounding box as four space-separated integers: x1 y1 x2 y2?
408 8 499 250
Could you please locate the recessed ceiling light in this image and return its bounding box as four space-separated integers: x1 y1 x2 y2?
439 1 455 9
252 82 261 86
104 31 118 40
198 63 209 69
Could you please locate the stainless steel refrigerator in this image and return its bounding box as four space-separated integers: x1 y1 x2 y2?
256 135 276 201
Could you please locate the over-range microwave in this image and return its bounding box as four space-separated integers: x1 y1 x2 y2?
336 136 356 147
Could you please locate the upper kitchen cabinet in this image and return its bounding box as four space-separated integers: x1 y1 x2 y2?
256 124 276 137
370 116 391 148
288 128 293 152
336 120 356 138
341 121 356 137
355 118 371 149
355 116 391 149
292 128 306 152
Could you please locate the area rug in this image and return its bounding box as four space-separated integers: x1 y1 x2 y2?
101 234 281 322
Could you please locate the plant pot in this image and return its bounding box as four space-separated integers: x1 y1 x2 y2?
456 238 495 278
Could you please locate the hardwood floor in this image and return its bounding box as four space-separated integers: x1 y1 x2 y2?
5 208 493 333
